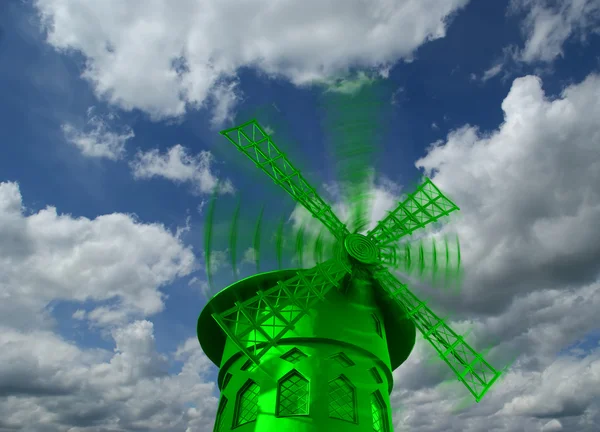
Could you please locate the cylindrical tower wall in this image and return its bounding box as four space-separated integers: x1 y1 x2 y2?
212 277 397 432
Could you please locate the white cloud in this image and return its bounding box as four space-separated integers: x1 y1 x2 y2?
481 63 503 82
61 107 134 160
416 73 600 304
72 309 86 320
512 0 600 63
383 72 600 431
542 419 563 432
0 181 215 431
279 72 600 431
209 80 242 128
35 0 469 124
130 144 234 195
391 346 600 431
478 1 600 83
499 352 600 419
0 181 196 328
0 321 217 431
240 247 256 266
188 249 230 299
197 199 208 215
321 71 382 95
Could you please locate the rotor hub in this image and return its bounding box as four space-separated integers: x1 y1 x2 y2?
344 233 379 264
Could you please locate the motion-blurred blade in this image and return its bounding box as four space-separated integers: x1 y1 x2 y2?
319 80 390 233
396 235 462 286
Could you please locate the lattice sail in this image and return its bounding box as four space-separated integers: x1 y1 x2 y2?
373 268 502 402
212 258 351 364
220 120 350 240
368 178 459 246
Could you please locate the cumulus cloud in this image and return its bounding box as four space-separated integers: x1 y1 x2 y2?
61 107 134 160
383 73 600 431
130 144 234 195
0 322 217 431
0 183 217 430
512 0 600 63
0 181 196 328
34 0 469 124
281 72 600 431
542 419 564 432
505 0 600 63
475 63 504 82
478 0 600 82
416 73 600 309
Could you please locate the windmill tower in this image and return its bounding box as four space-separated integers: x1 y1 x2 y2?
197 119 502 432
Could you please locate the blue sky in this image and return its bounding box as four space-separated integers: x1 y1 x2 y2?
1 0 600 431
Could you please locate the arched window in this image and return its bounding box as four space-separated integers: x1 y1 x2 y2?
371 390 389 432
234 380 260 427
328 375 357 423
277 370 309 416
329 352 355 368
281 347 307 364
214 396 227 432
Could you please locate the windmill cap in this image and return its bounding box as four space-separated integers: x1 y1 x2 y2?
197 269 416 370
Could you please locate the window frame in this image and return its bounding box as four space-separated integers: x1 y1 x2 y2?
276 369 310 417
233 379 260 428
327 374 358 424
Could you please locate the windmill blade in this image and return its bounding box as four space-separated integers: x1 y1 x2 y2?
372 268 502 402
211 257 352 365
379 235 462 286
204 184 219 293
367 178 459 247
229 197 241 280
318 80 390 233
220 120 350 241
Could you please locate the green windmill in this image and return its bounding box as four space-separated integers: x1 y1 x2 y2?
197 116 502 432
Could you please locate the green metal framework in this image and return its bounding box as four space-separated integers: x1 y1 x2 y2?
221 120 349 241
213 119 502 402
373 268 501 401
200 114 505 431
328 375 357 423
367 178 459 246
211 257 351 365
